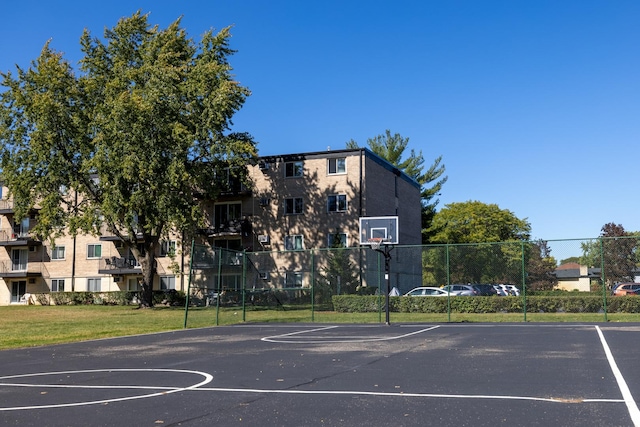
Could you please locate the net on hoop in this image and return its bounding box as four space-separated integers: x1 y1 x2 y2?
368 237 384 250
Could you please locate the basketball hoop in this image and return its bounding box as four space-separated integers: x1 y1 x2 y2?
369 237 384 250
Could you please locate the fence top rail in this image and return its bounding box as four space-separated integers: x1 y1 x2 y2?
195 236 640 256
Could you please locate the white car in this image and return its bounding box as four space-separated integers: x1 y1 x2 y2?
404 287 450 297
493 285 507 296
502 284 520 296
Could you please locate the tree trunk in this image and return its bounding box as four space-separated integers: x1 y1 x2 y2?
138 251 157 308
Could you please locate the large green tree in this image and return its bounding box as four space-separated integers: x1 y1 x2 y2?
425 201 532 284
346 130 447 243
428 201 531 244
525 240 558 291
0 12 257 306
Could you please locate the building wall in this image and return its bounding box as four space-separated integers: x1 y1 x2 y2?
248 149 421 251
556 277 591 292
361 152 422 245
555 264 592 292
248 150 366 252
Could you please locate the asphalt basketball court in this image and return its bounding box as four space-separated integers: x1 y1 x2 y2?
1 322 639 426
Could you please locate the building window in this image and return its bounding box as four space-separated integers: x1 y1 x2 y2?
215 167 246 193
87 278 101 292
160 276 176 290
87 244 102 259
14 217 29 238
285 271 303 287
327 195 347 212
11 281 26 303
219 274 242 290
11 249 27 271
51 279 65 292
214 239 243 251
284 197 304 215
214 202 242 230
51 246 66 260
284 235 304 251
160 240 176 257
328 157 346 174
284 161 303 178
328 233 348 248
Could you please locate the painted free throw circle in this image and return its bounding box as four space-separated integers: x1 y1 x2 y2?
0 368 213 411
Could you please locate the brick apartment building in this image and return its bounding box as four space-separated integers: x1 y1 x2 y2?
0 148 421 305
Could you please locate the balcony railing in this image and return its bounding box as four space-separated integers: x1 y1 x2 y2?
97 256 166 275
102 256 140 269
0 260 48 277
0 199 14 212
0 228 42 246
202 219 252 238
98 224 143 242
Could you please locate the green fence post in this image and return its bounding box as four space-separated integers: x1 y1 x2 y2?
601 238 607 322
446 244 451 323
311 250 315 322
521 241 527 322
183 239 195 329
216 247 222 326
378 251 383 323
242 249 247 323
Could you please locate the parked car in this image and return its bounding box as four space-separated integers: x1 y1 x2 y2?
493 285 507 296
405 287 450 297
441 284 478 296
611 283 622 295
613 283 640 296
473 284 498 296
501 284 521 296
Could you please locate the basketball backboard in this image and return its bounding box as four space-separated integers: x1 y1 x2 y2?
359 216 399 246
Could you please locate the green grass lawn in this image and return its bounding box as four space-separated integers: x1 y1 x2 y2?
1 305 638 350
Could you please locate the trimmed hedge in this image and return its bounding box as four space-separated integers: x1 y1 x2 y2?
331 295 640 313
32 290 184 306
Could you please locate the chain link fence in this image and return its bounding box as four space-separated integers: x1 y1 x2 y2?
183 237 640 325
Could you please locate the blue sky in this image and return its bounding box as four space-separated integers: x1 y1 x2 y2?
2 0 639 243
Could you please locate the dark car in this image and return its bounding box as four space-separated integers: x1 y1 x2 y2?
441 284 478 296
473 284 498 296
613 283 640 296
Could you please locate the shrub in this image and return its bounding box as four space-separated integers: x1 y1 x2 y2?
331 295 640 314
34 293 50 305
153 290 186 306
99 291 137 305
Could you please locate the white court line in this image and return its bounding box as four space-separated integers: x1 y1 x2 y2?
0 380 624 411
595 325 640 426
0 369 212 412
261 325 440 343
0 383 181 391
264 325 339 338
191 386 624 404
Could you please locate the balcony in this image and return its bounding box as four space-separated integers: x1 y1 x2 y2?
201 219 252 238
0 199 41 216
0 199 14 214
0 260 48 278
0 229 42 247
190 249 244 270
98 224 143 243
97 256 142 275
